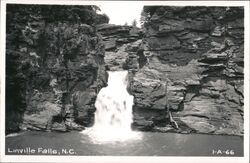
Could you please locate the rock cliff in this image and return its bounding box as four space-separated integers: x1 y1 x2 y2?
131 6 244 135
97 24 143 71
6 5 107 133
101 6 244 136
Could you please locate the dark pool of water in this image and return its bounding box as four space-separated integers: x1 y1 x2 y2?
5 131 243 156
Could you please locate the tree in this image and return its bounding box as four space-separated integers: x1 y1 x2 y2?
124 22 128 26
140 10 150 28
131 19 137 27
95 13 110 24
92 5 101 12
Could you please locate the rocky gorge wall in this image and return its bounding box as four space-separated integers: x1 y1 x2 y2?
132 6 244 135
6 5 244 136
6 5 108 133
97 23 143 71
101 6 244 136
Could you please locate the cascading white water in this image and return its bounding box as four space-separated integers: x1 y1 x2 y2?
82 71 141 143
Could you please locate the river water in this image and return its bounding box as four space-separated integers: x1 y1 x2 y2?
6 131 243 156
5 70 244 156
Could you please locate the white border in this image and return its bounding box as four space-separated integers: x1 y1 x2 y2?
0 1 249 163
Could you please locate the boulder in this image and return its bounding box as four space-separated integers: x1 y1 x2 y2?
104 40 142 71
22 101 62 131
72 89 97 126
103 38 117 50
132 76 166 110
51 122 68 132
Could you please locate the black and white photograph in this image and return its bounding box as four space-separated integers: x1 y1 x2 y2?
0 0 249 163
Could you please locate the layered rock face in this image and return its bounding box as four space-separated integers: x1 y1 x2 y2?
131 6 244 135
97 24 143 71
6 5 107 133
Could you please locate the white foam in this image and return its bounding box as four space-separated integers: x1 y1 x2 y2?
82 71 141 143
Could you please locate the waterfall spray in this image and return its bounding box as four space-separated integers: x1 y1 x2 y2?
82 71 141 143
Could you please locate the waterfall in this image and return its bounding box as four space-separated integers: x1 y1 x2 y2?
82 71 141 143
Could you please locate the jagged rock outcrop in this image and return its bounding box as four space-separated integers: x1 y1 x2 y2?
97 24 143 71
6 5 107 133
94 7 244 136
130 6 244 135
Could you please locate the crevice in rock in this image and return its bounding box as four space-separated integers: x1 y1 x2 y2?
182 114 210 119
